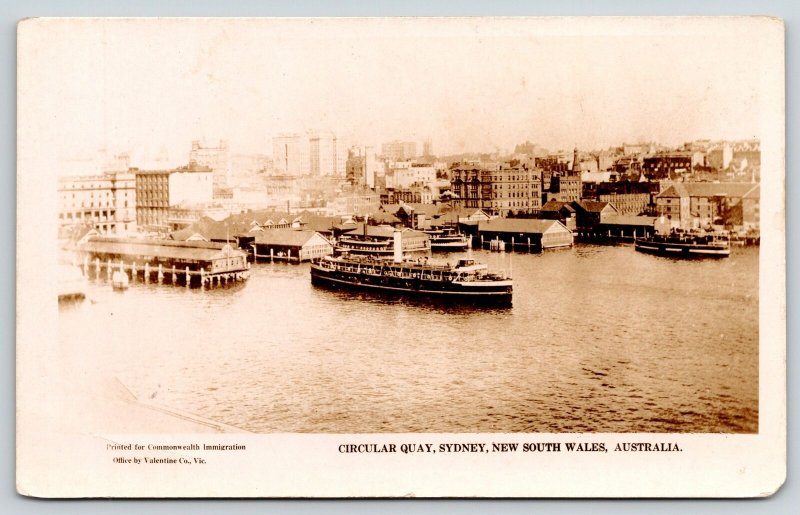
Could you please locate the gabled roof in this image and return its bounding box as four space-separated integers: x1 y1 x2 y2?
572 200 617 213
541 200 575 213
681 182 760 199
170 216 250 242
253 229 331 247
656 184 689 198
478 218 569 234
81 237 245 261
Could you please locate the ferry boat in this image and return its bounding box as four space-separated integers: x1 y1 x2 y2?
424 227 470 251
312 231 512 304
334 227 430 258
634 230 730 258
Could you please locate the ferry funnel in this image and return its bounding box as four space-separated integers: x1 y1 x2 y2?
393 230 402 263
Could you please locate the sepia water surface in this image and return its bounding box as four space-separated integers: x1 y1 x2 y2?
58 245 759 433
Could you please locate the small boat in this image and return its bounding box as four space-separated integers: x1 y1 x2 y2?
312 230 512 304
423 227 470 251
634 230 730 258
111 270 130 290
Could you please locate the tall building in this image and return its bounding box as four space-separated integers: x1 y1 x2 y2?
135 164 213 231
346 148 367 186
422 139 433 158
189 140 231 189
381 140 417 161
58 171 137 235
272 133 310 176
309 131 339 176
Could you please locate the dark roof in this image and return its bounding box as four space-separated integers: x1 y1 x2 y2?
478 218 569 234
171 216 250 242
656 184 688 198
541 200 575 213
404 203 442 217
572 200 615 213
80 237 245 261
366 211 402 224
253 230 330 247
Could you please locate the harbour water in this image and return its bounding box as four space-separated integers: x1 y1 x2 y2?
58 244 759 433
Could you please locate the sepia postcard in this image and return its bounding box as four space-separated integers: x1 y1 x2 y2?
16 16 785 497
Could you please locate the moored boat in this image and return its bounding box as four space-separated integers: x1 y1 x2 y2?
334 226 430 258
312 231 511 304
424 227 470 251
634 230 730 258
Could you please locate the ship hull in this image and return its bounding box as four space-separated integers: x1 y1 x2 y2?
430 241 469 252
634 239 730 258
310 264 512 305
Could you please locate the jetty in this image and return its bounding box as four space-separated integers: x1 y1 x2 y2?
77 237 250 288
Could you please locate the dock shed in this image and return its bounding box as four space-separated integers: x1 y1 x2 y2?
251 230 333 262
594 215 657 240
478 218 573 251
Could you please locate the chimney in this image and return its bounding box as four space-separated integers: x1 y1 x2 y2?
393 230 403 263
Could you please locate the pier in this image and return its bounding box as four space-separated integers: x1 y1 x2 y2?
77 237 250 288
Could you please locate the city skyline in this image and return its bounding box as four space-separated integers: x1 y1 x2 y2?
27 17 771 169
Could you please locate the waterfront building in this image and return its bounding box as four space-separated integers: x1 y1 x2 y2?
571 200 619 232
58 171 137 235
478 218 573 250
189 140 231 190
79 237 249 286
539 200 577 230
252 229 333 262
656 182 760 231
594 215 657 239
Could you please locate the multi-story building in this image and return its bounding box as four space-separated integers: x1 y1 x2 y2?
656 182 760 230
135 164 213 231
450 162 542 216
309 131 339 176
381 140 417 161
642 151 693 180
272 133 310 176
58 171 137 235
346 146 380 188
189 140 230 189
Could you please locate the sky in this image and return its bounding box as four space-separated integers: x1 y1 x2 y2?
17 17 780 170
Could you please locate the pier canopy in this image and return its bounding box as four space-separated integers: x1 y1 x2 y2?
597 215 657 239
79 237 248 272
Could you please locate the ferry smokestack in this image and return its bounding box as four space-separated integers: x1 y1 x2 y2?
393 230 402 263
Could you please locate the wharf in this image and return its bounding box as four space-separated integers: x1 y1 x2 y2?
77 237 250 287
